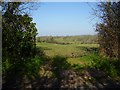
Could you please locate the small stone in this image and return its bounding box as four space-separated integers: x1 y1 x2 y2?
97 83 104 88
103 82 108 86
79 77 83 80
65 84 68 88
84 75 88 80
74 85 77 89
61 85 64 88
25 84 32 88
88 77 92 80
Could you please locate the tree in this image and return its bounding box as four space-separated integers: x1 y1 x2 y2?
96 2 120 59
2 2 40 85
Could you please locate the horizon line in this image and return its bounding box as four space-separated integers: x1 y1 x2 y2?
37 34 97 37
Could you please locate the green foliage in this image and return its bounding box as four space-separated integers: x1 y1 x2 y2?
72 64 84 72
2 2 38 81
3 14 37 59
24 56 43 79
52 56 71 77
2 58 12 76
90 54 119 78
2 56 43 79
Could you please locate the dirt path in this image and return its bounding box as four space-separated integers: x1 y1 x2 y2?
30 68 120 90
2 68 120 89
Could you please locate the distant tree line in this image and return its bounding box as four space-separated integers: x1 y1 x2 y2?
36 35 98 44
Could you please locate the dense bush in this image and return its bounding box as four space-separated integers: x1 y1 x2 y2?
52 56 71 77
96 2 120 58
2 3 41 88
90 54 119 78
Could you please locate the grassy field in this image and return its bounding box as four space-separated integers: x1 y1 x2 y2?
37 42 99 65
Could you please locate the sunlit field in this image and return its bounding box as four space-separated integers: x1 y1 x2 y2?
37 42 99 65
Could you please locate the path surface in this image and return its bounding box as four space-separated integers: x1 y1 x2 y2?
31 69 120 90
2 68 120 89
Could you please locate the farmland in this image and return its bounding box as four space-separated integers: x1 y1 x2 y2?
36 35 120 81
37 42 98 65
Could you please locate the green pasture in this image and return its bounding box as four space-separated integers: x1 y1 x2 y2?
37 42 99 66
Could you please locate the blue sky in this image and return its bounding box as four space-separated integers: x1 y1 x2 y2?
31 2 98 36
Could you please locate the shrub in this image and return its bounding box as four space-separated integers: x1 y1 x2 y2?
24 56 43 79
90 54 118 78
51 56 71 77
